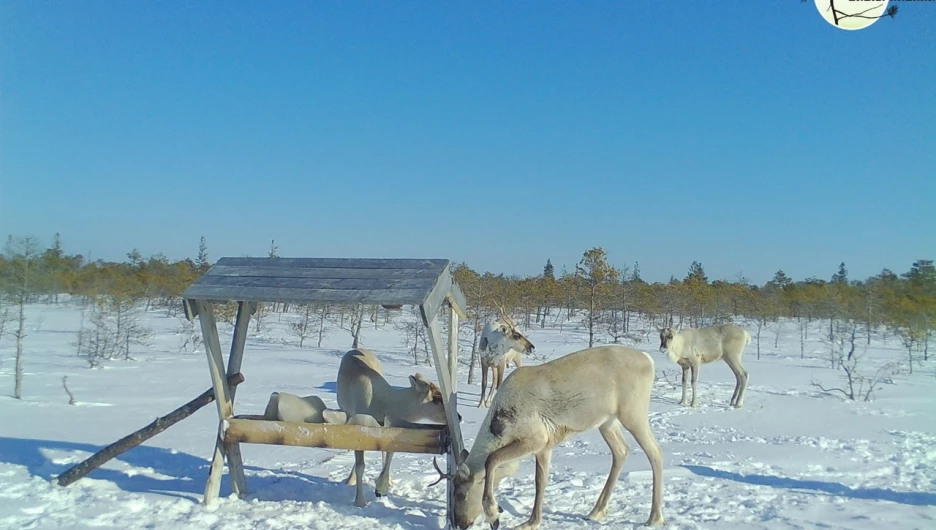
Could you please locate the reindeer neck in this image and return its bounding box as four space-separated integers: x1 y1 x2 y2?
465 414 507 473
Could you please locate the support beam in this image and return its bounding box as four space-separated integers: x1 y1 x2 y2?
56 373 245 488
204 301 251 502
447 303 458 393
197 300 241 505
426 312 465 530
223 418 448 453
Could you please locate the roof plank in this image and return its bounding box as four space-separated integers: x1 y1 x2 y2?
206 265 443 280
183 257 466 309
184 285 431 305
214 257 449 270
195 275 436 292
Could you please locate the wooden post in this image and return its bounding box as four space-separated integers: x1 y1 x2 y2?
203 301 251 503
447 302 458 393
425 310 464 530
196 299 246 505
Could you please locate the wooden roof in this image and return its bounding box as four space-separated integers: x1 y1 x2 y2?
183 257 468 322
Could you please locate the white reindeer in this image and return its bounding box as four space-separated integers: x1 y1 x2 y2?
477 305 535 408
337 347 453 507
658 324 751 408
263 392 348 425
433 345 665 530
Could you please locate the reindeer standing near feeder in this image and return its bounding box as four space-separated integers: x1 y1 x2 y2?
477 302 535 408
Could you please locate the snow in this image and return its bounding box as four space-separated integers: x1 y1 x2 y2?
1 302 934 530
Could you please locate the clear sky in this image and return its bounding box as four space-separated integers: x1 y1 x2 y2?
1 1 934 284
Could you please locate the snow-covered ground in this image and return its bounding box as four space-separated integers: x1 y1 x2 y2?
1 302 934 530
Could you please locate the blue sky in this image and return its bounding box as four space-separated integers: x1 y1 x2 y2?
2 1 934 284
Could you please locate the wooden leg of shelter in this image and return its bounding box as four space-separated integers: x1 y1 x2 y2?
197 300 248 505
425 305 464 529
447 304 458 394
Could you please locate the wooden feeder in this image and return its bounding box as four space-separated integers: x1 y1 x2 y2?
181 257 468 526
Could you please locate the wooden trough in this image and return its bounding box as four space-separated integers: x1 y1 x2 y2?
181 257 467 527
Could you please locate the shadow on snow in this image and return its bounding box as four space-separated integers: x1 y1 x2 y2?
682 464 936 507
0 436 445 528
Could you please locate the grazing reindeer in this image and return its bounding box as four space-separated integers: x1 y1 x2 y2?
477 303 535 408
659 324 751 408
337 347 453 507
434 345 665 530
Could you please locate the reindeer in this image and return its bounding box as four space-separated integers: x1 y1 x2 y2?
337 347 454 507
262 392 347 425
433 345 665 530
658 324 751 408
477 303 535 408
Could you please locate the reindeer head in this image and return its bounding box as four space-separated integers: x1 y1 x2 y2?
479 303 535 357
431 455 488 530
403 373 460 424
658 327 676 352
453 462 487 529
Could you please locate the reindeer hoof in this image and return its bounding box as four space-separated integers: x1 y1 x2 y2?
490 521 499 530
375 491 382 498
498 505 503 514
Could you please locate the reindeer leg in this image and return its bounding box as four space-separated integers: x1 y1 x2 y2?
485 365 499 407
353 449 366 507
725 355 749 408
679 364 690 406
622 416 665 526
375 451 394 497
689 357 701 408
483 439 538 529
586 419 629 522
478 364 489 408
515 448 553 530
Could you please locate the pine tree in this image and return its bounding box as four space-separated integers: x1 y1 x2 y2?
686 261 708 285
197 236 210 273
543 259 555 281
770 269 793 290
576 247 617 347
831 262 848 285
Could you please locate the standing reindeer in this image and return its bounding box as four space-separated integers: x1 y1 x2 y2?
477 303 535 408
658 324 751 408
337 347 453 507
434 345 665 530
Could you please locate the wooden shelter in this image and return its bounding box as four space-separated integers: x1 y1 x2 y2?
182 257 468 525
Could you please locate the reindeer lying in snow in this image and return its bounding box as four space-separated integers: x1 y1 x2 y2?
263 392 347 424
659 324 751 408
337 347 454 507
477 305 535 408
434 345 665 530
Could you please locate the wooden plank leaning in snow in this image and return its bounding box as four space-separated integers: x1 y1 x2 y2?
181 256 469 528
434 345 665 530
55 372 246 488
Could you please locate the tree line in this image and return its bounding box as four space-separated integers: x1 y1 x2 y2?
2 234 933 396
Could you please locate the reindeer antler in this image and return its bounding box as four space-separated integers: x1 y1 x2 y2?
428 456 454 487
492 300 516 327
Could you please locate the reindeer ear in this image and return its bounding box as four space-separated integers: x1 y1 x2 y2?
409 375 429 392
460 449 469 462
479 337 488 351
457 462 470 479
